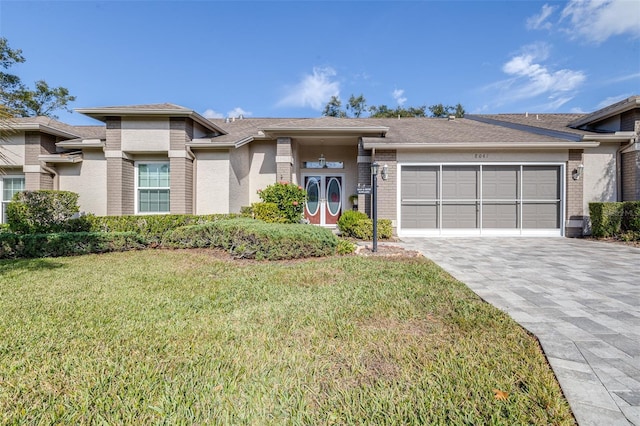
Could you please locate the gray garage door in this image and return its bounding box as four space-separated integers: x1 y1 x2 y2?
400 164 562 235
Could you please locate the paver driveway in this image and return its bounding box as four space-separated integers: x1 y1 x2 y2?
400 237 640 426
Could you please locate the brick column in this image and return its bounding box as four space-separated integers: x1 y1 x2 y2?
374 150 397 233
23 131 55 190
170 118 194 214
621 121 640 201
566 149 584 237
357 141 371 216
105 117 133 215
276 137 292 182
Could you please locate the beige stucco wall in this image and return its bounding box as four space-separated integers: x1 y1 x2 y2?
229 144 251 212
583 144 618 212
0 134 26 167
249 141 277 204
195 151 230 214
121 118 170 152
57 150 108 216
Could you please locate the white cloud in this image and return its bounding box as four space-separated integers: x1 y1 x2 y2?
560 0 640 43
202 108 223 119
495 43 586 106
277 67 340 110
526 4 557 30
227 107 252 118
606 72 640 84
392 89 407 106
596 93 633 108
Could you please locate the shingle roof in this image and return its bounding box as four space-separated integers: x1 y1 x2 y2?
470 113 592 137
364 117 579 144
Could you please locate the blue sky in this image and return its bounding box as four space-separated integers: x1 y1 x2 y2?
1 0 639 125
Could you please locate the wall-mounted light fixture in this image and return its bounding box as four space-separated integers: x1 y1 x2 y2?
572 164 584 180
381 164 389 181
318 154 326 168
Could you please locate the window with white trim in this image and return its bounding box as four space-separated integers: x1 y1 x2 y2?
137 163 170 214
1 176 25 223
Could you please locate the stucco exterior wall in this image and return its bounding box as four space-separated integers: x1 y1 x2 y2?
57 150 108 216
583 144 618 211
0 134 25 167
195 151 230 214
249 141 277 204
228 144 251 212
121 118 170 152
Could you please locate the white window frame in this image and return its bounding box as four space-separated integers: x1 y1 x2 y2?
1 175 26 224
134 161 170 215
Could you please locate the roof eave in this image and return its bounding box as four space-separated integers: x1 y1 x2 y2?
11 122 80 139
362 141 601 150
262 126 389 138
75 107 227 136
56 139 105 149
568 96 640 128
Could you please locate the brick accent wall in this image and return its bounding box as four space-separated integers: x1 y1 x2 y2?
374 150 397 225
276 137 292 182
170 157 194 214
620 109 640 131
24 132 55 190
169 118 194 214
357 142 371 216
105 117 121 150
566 149 584 237
622 150 640 201
106 157 134 215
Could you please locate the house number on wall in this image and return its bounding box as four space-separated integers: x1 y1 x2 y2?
474 153 489 159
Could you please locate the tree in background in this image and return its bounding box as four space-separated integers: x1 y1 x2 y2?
322 96 347 118
0 38 76 119
428 103 465 118
322 93 463 119
347 94 367 118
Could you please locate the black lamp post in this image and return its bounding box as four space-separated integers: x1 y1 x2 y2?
371 162 379 252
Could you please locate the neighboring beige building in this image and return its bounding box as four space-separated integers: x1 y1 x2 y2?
1 96 639 237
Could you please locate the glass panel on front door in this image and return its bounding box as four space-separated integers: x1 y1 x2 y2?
304 175 342 226
305 176 321 224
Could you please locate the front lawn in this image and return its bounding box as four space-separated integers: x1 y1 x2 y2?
0 250 574 424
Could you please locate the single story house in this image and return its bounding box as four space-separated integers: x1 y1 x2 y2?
1 95 639 237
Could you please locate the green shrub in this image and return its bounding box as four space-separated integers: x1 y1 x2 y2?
251 202 288 223
589 202 623 238
338 210 392 240
622 201 640 232
0 231 146 259
6 190 81 234
589 202 640 238
163 218 338 260
257 182 306 224
336 239 356 255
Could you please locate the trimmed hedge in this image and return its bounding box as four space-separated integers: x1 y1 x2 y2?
589 201 640 238
163 218 339 260
81 214 237 242
337 210 393 240
0 231 146 259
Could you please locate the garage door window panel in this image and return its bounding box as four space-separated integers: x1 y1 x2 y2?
482 166 519 229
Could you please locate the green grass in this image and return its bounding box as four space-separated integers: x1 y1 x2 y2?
0 250 574 424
